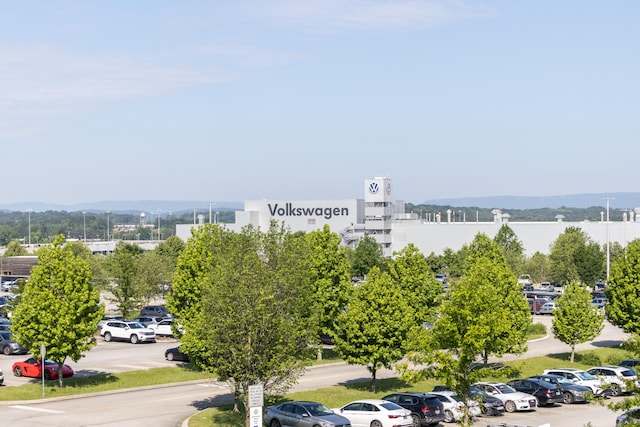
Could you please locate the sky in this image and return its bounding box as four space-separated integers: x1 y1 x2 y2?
1 1 639 206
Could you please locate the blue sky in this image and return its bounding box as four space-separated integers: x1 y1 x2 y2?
2 1 638 205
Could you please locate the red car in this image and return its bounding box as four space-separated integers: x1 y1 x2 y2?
12 358 74 380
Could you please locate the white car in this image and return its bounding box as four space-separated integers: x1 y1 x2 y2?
100 321 156 344
617 408 640 426
539 301 555 315
543 368 605 395
0 367 4 385
429 391 481 423
333 399 412 427
472 382 537 413
587 366 638 396
150 319 175 336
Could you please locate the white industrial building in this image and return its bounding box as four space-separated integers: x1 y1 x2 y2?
176 177 640 257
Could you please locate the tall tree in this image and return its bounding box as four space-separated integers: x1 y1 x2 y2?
3 240 28 257
493 224 526 276
548 227 588 283
305 225 352 343
350 234 386 279
107 242 144 317
333 267 414 392
171 222 317 427
552 282 604 362
606 239 640 334
388 244 442 322
11 235 103 386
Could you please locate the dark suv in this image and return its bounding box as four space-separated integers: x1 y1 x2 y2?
382 392 445 426
140 305 172 318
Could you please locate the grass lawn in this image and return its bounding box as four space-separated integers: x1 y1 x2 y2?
188 346 635 427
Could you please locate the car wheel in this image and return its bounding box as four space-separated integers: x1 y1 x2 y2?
444 409 454 423
370 421 383 427
130 334 139 344
563 391 575 404
3 346 10 355
44 370 52 380
505 400 517 413
269 419 281 427
104 332 112 342
411 414 420 427
611 384 622 396
167 352 174 361
13 366 22 377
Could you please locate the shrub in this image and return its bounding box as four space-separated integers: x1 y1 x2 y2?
528 322 546 336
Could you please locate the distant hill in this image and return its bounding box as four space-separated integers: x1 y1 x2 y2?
0 201 244 214
423 193 640 210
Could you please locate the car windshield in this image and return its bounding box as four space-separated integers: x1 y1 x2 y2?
495 384 517 394
0 331 11 340
303 403 333 416
576 371 597 380
126 322 145 329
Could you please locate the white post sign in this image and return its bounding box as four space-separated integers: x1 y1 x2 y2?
248 384 263 427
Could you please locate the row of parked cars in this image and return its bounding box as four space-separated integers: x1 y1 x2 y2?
98 305 180 344
263 362 640 427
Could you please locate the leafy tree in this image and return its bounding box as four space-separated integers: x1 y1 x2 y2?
154 235 186 271
524 251 551 284
441 247 467 280
552 282 604 362
333 267 414 392
305 225 352 344
172 222 317 427
107 242 144 317
350 234 386 279
3 240 28 256
11 235 103 386
136 251 171 304
548 227 588 283
606 239 640 334
574 241 605 286
493 224 525 276
388 244 442 322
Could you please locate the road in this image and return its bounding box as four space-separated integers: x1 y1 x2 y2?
0 315 632 426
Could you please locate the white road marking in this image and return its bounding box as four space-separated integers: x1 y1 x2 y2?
10 405 64 414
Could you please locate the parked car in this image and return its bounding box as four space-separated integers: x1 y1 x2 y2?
12 358 74 380
587 366 638 396
472 382 537 413
619 360 640 370
165 346 189 362
538 301 556 315
539 281 554 292
100 320 156 344
333 399 412 427
542 368 606 395
468 386 505 415
0 317 11 331
429 390 481 423
529 374 592 404
264 401 351 427
0 331 28 355
434 274 447 284
0 367 3 385
617 408 640 426
98 314 125 329
382 392 445 426
150 319 182 337
140 305 172 318
507 378 563 406
130 316 163 327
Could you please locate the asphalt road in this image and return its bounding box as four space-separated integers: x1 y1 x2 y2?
0 315 633 427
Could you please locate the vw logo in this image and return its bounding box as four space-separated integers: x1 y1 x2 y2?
368 182 379 194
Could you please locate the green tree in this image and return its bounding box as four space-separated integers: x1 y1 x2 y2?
137 251 171 304
525 251 551 284
10 235 103 386
574 241 605 286
107 242 144 317
606 239 640 334
154 235 186 271
305 225 352 344
552 282 604 363
548 227 588 283
3 240 28 256
350 234 386 279
171 222 317 427
493 224 525 276
388 244 442 322
333 267 414 392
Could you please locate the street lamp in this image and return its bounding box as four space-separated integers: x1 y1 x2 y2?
106 211 110 241
27 208 32 246
157 209 161 240
83 211 87 242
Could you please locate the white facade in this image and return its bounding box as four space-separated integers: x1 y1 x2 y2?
175 177 640 257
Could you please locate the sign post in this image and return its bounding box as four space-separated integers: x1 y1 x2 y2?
248 384 264 427
40 344 46 397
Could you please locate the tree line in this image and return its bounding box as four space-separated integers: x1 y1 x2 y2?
5 222 640 426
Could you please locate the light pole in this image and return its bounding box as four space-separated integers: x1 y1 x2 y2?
27 208 32 246
106 211 110 241
606 197 611 282
83 211 87 242
157 209 161 240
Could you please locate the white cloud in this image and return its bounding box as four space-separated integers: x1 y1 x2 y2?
243 0 493 32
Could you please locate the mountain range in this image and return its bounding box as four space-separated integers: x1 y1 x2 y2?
1 192 639 214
